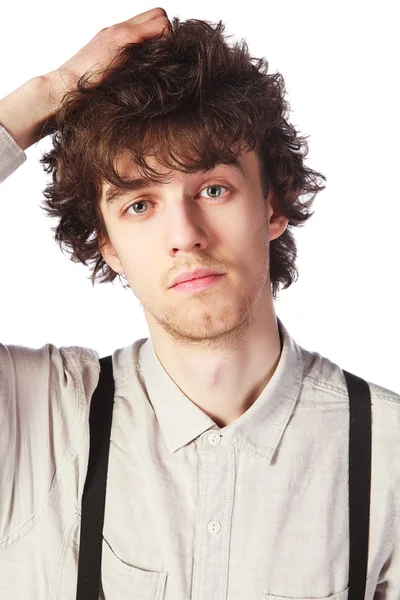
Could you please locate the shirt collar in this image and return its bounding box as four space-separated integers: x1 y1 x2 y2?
138 316 304 463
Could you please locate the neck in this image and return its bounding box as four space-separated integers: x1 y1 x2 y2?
147 292 282 428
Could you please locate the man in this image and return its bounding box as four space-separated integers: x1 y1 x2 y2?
0 7 399 600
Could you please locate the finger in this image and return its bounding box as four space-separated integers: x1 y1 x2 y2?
130 15 171 42
123 7 168 27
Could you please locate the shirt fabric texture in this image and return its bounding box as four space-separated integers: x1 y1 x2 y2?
0 124 26 183
1 124 400 599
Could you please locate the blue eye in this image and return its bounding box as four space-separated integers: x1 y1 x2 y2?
199 184 228 199
125 200 148 216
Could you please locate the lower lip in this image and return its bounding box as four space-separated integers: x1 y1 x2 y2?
172 274 225 292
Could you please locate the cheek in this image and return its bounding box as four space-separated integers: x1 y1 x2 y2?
123 252 156 287
228 210 266 247
109 228 138 261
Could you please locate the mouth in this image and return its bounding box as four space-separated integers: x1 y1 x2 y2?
171 274 226 293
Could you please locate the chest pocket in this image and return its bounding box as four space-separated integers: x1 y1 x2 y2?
260 588 348 600
100 537 168 600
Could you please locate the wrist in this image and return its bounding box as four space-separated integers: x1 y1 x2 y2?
42 68 79 112
0 75 62 151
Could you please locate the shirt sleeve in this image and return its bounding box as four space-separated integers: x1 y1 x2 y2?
0 342 100 540
0 124 27 183
374 486 400 597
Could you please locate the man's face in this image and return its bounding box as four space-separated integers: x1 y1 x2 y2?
99 149 285 343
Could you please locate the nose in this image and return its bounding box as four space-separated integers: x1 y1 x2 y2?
163 199 210 256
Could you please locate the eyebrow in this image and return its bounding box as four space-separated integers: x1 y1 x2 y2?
104 160 246 207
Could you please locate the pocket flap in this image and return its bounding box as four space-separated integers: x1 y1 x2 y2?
100 537 168 599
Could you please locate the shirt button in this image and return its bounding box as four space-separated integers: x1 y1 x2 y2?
207 432 221 446
207 520 221 534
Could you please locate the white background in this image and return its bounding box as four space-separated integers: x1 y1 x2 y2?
0 1 399 392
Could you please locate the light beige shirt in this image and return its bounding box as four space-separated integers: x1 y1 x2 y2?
1 124 400 600
0 124 26 183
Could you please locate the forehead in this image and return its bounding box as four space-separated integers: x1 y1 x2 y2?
100 148 260 206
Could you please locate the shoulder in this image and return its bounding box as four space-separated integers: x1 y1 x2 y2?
299 344 400 410
0 342 100 405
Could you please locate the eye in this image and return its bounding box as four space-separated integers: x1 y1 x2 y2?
199 184 228 199
124 199 150 217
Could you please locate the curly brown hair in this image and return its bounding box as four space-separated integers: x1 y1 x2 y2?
39 17 326 300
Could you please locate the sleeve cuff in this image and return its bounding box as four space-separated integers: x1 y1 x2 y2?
0 124 27 184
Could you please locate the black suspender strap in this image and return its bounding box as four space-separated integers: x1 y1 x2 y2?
75 359 372 599
76 355 115 600
343 369 372 600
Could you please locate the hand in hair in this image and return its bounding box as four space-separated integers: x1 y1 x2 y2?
50 7 171 94
0 8 171 150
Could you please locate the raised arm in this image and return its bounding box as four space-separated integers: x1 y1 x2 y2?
0 7 170 164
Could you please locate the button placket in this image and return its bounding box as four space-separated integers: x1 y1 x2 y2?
192 434 235 600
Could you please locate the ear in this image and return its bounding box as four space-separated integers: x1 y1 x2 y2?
98 234 125 276
267 191 289 242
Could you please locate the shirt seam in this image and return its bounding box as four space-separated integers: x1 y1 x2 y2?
303 374 400 405
66 353 134 385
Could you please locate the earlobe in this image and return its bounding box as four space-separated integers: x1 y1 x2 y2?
98 237 124 276
267 194 289 240
269 215 289 242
